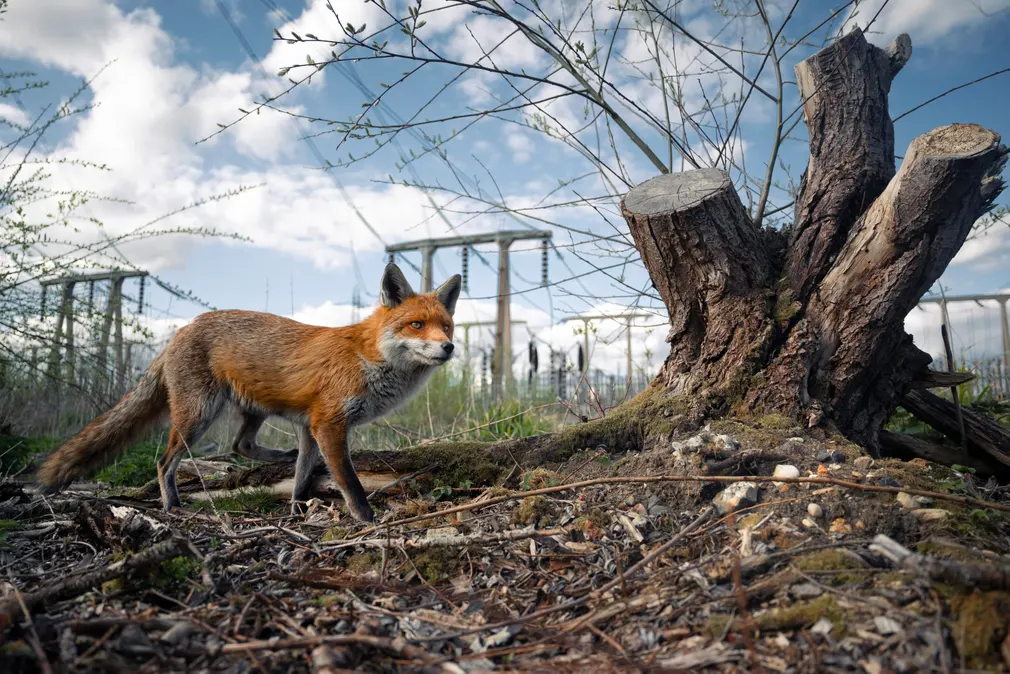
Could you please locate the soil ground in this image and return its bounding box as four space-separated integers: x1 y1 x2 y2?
2 416 1010 673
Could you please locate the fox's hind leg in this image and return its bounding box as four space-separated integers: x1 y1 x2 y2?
157 393 222 510
231 411 299 462
290 425 320 515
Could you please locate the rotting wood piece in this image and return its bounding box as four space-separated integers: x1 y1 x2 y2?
871 534 1010 591
879 430 1005 477
900 390 1010 467
910 369 976 389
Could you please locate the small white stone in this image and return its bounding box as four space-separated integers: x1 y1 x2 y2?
854 456 873 471
684 435 706 450
807 503 824 519
810 617 833 636
913 508 949 522
896 492 916 509
874 616 902 635
801 518 817 528
712 482 759 514
772 464 800 479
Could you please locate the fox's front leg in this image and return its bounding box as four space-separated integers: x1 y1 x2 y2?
311 420 374 523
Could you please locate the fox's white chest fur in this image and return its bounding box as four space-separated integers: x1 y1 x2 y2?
343 360 435 427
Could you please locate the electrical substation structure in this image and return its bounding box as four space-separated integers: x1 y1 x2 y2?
39 270 149 396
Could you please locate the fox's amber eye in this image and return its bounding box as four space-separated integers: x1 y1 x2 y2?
443 324 450 333
410 321 423 329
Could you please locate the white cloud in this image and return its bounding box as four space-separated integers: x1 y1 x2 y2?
458 70 498 106
905 298 1009 363
950 222 1010 271
444 15 543 70
0 102 31 128
506 130 535 163
0 0 503 274
261 0 383 87
844 0 1010 45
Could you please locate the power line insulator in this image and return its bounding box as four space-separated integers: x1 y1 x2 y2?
541 238 549 286
88 281 95 316
461 246 469 293
388 253 394 266
577 343 585 373
137 276 146 314
40 285 47 320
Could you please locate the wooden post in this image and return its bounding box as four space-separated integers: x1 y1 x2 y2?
1001 299 1010 398
64 281 76 384
96 277 118 396
420 245 435 293
113 277 125 393
494 237 513 400
626 316 634 393
46 282 73 382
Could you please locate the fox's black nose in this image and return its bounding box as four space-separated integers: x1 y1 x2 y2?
442 342 455 355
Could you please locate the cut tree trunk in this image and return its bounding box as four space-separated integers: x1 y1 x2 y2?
621 28 1007 458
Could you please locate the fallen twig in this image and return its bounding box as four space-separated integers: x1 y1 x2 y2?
321 525 565 551
0 536 196 630
217 634 465 673
870 534 1010 591
412 508 713 643
354 473 1010 538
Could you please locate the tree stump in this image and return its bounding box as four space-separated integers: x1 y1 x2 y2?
622 28 1008 457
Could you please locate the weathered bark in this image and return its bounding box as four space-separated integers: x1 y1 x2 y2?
756 123 1006 447
620 27 1008 456
622 169 777 399
786 30 911 301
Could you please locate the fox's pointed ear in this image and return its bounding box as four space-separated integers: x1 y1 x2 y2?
380 263 415 308
433 274 462 315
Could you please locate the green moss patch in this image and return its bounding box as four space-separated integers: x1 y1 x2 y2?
755 596 846 637
952 591 1010 668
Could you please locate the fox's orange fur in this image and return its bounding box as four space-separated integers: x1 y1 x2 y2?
36 264 461 522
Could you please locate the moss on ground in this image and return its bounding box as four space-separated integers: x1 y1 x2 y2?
321 526 349 542
400 440 504 487
345 550 382 575
193 488 285 515
952 591 1010 669
795 549 871 585
755 596 846 638
407 547 461 584
512 495 549 526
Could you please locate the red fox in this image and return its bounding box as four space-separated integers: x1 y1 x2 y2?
36 264 462 522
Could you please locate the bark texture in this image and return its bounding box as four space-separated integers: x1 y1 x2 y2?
621 27 1008 456
622 169 776 399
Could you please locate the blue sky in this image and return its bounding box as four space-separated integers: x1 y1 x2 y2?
1 0 1009 373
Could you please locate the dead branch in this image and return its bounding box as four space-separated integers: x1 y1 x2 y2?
0 536 195 629
870 534 1010 591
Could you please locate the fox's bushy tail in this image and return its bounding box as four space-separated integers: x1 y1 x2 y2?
37 354 169 492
